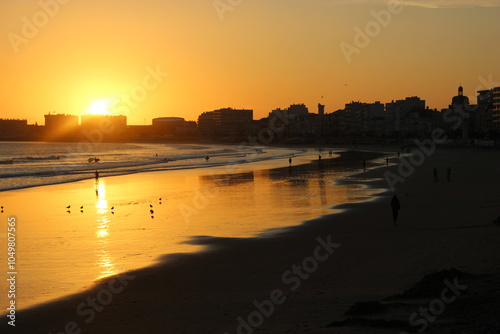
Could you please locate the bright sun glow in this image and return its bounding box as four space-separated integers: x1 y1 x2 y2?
87 100 111 115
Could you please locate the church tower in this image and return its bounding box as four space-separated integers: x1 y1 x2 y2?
451 85 469 107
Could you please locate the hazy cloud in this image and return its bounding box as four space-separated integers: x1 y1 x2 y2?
326 0 500 8
401 0 500 8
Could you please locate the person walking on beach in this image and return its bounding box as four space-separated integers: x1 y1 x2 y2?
205 156 209 162
386 157 389 166
391 194 401 225
363 160 366 171
289 157 292 166
433 167 439 182
447 167 451 182
95 170 99 180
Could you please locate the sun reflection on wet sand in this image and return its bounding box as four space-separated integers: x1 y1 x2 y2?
95 180 117 279
95 181 108 214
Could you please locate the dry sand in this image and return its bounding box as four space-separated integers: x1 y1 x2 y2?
2 147 500 334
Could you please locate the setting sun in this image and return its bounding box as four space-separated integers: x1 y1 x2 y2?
87 100 111 115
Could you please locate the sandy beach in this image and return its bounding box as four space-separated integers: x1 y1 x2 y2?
2 147 500 333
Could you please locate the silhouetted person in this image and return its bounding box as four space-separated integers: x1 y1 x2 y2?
398 151 400 157
95 170 99 180
363 160 366 171
386 157 389 166
391 194 401 225
433 167 439 182
318 155 321 161
205 156 209 162
289 157 292 166
447 167 451 182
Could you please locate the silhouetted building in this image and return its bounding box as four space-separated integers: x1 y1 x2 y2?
152 117 185 135
198 108 253 141
149 117 198 139
447 86 475 139
176 120 198 138
385 97 426 137
44 113 79 140
450 85 469 107
0 119 28 139
269 104 309 121
473 89 495 137
80 114 127 141
493 87 500 130
336 101 385 136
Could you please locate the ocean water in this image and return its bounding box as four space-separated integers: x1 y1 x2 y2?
0 142 298 191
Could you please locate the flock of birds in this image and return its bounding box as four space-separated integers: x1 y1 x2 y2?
66 198 162 219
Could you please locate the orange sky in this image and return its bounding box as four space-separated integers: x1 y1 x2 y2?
1 0 499 125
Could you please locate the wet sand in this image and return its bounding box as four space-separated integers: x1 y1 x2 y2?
2 148 500 333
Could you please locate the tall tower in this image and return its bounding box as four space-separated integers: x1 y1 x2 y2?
451 85 468 107
318 103 325 116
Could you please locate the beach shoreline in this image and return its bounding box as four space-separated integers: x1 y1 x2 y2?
2 147 500 333
0 148 386 314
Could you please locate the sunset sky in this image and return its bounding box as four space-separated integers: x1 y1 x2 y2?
1 0 499 125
